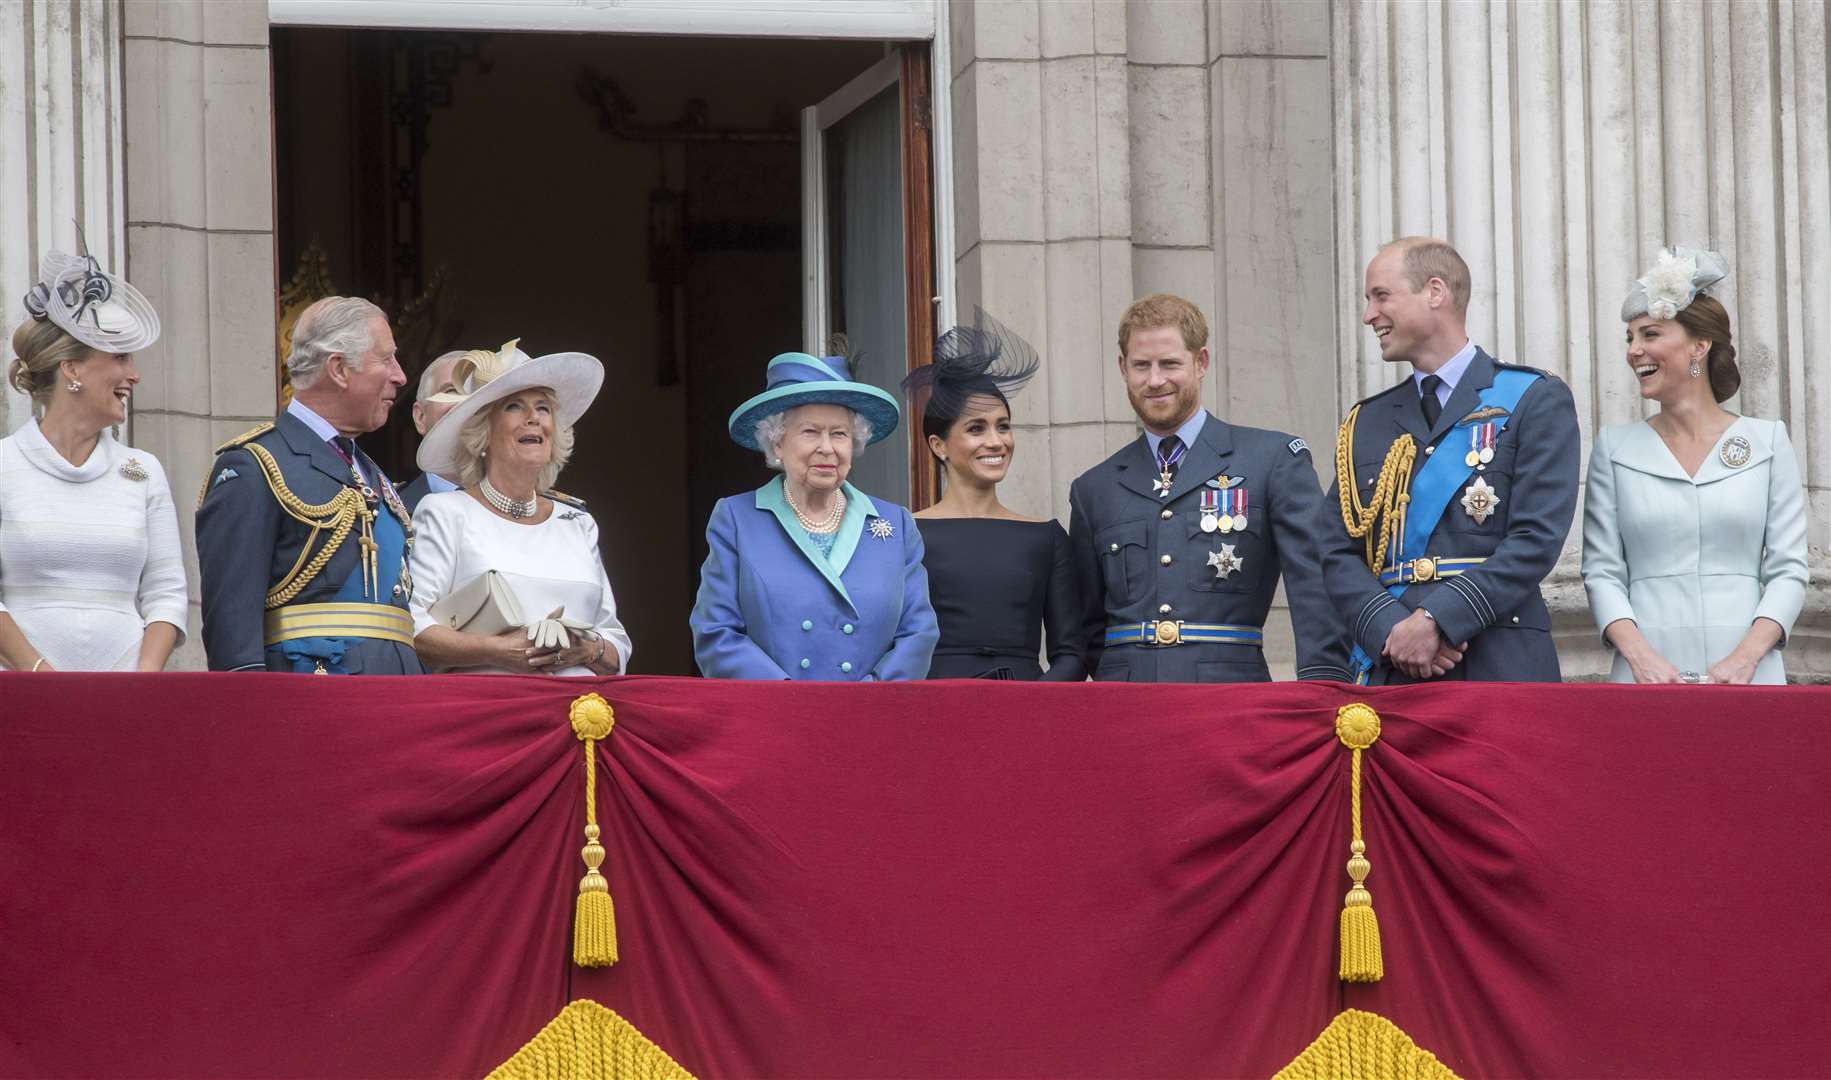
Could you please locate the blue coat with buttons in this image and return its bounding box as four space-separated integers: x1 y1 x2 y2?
691 477 938 681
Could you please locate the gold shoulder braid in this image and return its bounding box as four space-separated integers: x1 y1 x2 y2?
195 422 276 509
241 442 368 609
1335 404 1417 573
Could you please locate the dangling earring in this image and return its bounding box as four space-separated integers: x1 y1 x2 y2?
1689 355 1703 378
65 379 82 392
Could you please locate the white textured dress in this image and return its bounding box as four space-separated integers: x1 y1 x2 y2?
0 419 188 670
408 490 633 676
1581 416 1808 683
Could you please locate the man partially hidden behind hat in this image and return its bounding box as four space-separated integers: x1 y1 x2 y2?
400 348 466 513
195 296 424 674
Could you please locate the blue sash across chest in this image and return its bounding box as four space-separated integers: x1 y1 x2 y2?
1350 369 1540 680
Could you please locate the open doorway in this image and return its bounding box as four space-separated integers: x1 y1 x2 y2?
272 29 932 674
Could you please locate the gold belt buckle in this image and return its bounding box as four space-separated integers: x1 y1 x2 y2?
1410 557 1438 582
1152 620 1183 646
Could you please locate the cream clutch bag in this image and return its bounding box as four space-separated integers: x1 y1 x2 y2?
428 570 526 636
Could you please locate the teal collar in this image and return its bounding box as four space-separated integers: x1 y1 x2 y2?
755 476 879 611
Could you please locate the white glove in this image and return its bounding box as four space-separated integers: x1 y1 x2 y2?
525 607 596 652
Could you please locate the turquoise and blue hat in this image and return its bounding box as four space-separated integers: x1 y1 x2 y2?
727 352 901 450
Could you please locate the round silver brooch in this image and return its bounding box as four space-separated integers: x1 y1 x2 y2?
1719 435 1752 469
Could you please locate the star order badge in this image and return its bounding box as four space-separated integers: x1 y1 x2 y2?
867 517 895 540
1206 543 1243 579
1460 476 1500 524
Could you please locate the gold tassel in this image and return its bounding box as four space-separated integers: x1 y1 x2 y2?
1335 703 1384 982
570 693 618 968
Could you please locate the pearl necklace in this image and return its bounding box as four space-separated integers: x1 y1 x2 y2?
785 486 845 534
480 475 537 519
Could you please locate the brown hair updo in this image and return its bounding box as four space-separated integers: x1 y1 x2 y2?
9 319 92 405
1674 294 1739 403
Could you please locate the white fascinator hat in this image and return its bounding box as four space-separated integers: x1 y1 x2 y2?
21 249 161 353
414 338 604 480
1621 246 1729 322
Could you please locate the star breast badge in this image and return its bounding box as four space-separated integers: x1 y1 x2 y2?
1460 476 1500 524
1206 543 1243 579
867 517 895 540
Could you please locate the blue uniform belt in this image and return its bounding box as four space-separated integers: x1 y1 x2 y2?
1377 556 1486 586
264 601 415 647
1104 621 1263 648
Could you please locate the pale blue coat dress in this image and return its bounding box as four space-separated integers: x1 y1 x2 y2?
1581 416 1808 683
692 477 938 680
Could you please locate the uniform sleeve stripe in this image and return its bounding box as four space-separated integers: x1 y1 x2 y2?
1443 576 1490 625
1355 593 1399 639
1451 575 1495 624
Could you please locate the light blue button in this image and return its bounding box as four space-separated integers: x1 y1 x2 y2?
842 623 855 634
801 619 813 631
840 661 853 673
799 658 811 669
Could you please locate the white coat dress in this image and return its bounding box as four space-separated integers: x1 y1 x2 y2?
1581 416 1808 683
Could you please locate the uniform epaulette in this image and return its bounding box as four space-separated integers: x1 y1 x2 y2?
1495 360 1556 378
544 488 587 509
214 422 274 454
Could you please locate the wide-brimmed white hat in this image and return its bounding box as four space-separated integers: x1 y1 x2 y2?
22 250 160 353
415 338 603 480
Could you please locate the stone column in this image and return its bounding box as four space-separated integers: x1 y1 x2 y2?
123 0 277 669
0 0 125 436
1331 0 1829 679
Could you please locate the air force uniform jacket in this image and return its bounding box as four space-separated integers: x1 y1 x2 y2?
1068 411 1353 683
1321 348 1579 683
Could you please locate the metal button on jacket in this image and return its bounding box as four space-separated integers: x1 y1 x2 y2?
1159 603 1172 614
1160 554 1172 566
799 657 810 669
1160 508 1173 520
1110 542 1119 552
801 619 813 631
840 661 853 673
843 623 855 634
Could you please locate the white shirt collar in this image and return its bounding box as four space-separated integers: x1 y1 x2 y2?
1412 340 1477 401
1145 409 1208 458
286 397 341 443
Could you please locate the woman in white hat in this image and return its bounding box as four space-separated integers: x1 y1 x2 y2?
1582 247 1808 684
0 250 187 671
407 340 632 675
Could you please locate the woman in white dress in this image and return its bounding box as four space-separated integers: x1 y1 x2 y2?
1582 248 1808 684
407 340 631 675
0 250 187 672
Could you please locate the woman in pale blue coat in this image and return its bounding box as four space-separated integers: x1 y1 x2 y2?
692 352 938 680
1582 248 1808 684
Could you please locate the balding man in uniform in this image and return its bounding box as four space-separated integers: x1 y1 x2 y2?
1323 237 1579 683
196 296 423 674
1069 294 1352 683
400 349 465 513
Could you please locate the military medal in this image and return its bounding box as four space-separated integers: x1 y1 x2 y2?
1231 487 1248 532
1153 437 1189 497
1460 475 1500 524
1199 488 1220 533
1465 423 1496 468
1719 434 1751 468
1207 543 1243 579
1216 489 1234 533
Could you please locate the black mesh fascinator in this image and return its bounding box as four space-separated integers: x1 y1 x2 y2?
901 308 1040 437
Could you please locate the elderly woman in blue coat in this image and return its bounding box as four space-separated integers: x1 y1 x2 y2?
692 352 938 680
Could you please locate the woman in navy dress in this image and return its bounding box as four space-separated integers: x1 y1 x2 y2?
904 313 1086 680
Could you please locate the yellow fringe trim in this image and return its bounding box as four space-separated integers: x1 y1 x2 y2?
1273 1009 1460 1080
486 999 694 1080
571 693 618 967
1335 405 1417 572
1335 704 1384 982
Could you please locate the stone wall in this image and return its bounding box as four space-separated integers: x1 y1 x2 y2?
0 0 125 436
121 0 277 669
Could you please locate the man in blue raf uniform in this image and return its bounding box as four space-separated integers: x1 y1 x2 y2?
1323 237 1579 683
195 296 425 674
1069 294 1352 683
400 348 464 513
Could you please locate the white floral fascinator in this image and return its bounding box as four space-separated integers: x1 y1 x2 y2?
1621 246 1729 322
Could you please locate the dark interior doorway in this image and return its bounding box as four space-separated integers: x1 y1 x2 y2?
271 28 885 674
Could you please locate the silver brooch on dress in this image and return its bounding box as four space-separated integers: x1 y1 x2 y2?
118 457 147 481
1719 435 1752 468
867 517 895 540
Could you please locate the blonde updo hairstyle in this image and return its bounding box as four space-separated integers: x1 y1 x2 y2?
9 319 95 406
452 389 576 491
